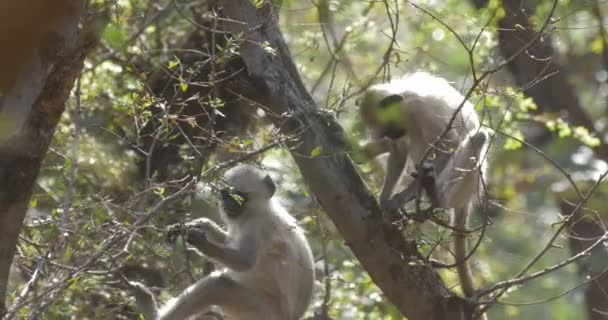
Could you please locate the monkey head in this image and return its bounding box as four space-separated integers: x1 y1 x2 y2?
220 165 277 219
359 85 408 140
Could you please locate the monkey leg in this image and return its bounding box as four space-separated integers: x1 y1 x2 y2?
158 273 281 320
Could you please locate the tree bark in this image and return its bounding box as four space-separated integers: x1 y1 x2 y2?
0 1 106 314
559 199 608 320
219 1 473 319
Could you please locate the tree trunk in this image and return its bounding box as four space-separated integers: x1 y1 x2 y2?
218 1 474 319
0 1 105 314
559 199 608 320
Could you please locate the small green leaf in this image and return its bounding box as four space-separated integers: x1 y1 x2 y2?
230 193 246 204
504 130 524 150
250 0 265 8
154 187 165 196
103 23 126 48
573 126 601 147
168 57 180 69
519 97 537 112
178 76 189 92
310 146 322 158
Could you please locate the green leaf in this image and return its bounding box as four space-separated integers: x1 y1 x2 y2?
230 193 246 204
519 97 537 112
178 76 189 92
250 0 265 8
504 129 524 150
103 23 126 48
153 187 165 196
573 126 601 147
310 146 322 158
168 57 180 69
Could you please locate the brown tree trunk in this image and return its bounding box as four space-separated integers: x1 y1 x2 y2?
0 1 105 314
560 199 608 320
218 1 474 319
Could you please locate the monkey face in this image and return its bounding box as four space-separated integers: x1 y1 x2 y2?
220 187 249 218
224 165 276 200
360 89 407 140
220 165 278 219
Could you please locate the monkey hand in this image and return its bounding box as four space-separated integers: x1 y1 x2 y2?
165 223 188 244
412 161 439 207
183 227 210 250
165 218 214 243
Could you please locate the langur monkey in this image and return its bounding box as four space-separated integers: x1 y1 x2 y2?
359 72 489 302
133 165 315 320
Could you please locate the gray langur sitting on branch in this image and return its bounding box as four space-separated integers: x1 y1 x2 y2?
131 164 315 320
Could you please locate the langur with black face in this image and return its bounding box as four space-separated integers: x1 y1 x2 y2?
132 165 315 320
358 72 489 307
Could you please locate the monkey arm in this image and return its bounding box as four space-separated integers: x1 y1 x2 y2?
379 139 408 208
361 137 393 159
186 230 258 271
186 218 228 243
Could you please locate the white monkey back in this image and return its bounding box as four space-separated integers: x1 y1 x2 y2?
224 198 315 320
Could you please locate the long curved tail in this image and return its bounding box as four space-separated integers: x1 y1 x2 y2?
454 206 490 320
453 206 475 298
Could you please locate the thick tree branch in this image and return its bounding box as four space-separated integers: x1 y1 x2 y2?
219 1 473 319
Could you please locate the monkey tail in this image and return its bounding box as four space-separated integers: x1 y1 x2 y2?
453 206 476 298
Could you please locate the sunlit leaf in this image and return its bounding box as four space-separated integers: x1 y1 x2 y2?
310 146 322 158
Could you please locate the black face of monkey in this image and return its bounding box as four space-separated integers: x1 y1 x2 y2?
220 188 249 219
377 94 406 139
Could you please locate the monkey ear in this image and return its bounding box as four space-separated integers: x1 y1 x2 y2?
263 174 276 198
379 94 403 109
